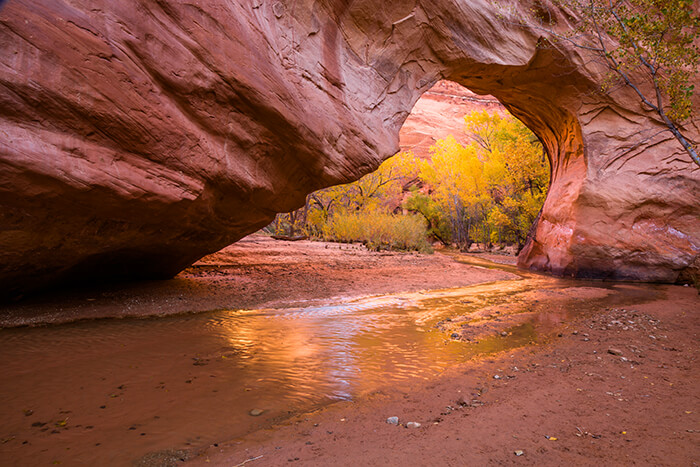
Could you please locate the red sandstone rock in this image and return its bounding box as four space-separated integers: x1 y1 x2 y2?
0 0 698 297
399 81 504 159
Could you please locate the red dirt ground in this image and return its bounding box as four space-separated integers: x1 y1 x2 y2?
1 235 697 466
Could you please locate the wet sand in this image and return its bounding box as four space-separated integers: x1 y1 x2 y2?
0 235 514 327
192 285 700 466
0 236 697 466
0 236 519 466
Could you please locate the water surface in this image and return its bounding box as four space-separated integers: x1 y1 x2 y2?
0 258 658 465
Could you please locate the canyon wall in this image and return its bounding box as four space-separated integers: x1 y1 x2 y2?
0 0 698 297
399 81 504 159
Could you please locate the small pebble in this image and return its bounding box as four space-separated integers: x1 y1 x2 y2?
249 408 264 416
608 348 623 356
386 416 399 425
514 450 524 456
406 422 421 429
493 375 501 380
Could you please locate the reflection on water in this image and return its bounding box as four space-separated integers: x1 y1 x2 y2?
0 257 658 466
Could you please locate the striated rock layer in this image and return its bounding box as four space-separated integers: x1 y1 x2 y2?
0 0 698 297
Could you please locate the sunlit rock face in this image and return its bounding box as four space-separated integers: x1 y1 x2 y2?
0 0 698 296
399 81 504 159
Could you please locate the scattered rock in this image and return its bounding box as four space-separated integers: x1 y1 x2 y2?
608 348 624 356
133 448 190 466
249 408 265 416
493 375 501 380
406 422 422 429
514 450 524 456
386 416 399 425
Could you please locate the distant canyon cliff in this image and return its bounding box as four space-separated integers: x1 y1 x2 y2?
399 81 504 158
0 0 698 297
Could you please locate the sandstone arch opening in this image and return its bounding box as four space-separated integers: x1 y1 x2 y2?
398 80 551 254
268 80 553 258
427 65 587 279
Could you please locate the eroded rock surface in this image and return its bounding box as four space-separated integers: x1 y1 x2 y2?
0 0 698 296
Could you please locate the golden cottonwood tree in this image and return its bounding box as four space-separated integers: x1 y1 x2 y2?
272 151 429 251
410 111 549 249
270 110 548 253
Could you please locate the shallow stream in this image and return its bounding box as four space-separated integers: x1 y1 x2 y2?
0 256 658 465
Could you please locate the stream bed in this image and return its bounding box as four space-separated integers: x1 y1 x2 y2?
0 257 658 466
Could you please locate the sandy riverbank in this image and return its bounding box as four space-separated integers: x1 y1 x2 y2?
0 235 515 327
1 235 697 466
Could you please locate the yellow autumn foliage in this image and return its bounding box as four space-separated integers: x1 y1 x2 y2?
269 109 549 253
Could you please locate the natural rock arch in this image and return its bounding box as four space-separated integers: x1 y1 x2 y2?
0 0 698 297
